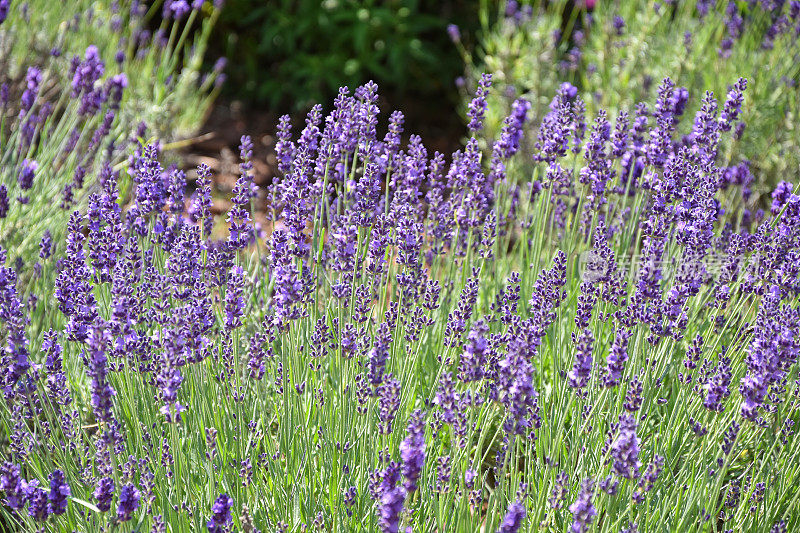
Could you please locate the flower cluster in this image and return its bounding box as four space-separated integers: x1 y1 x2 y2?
0 0 224 269
0 66 798 533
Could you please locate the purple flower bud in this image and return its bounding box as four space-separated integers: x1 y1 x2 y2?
560 82 578 100
569 479 597 533
21 67 42 112
116 483 140 522
25 480 49 521
770 181 794 215
374 462 405 533
447 24 461 43
166 0 191 19
106 73 128 109
613 15 625 35
47 469 70 515
611 414 641 479
0 462 26 510
0 185 7 218
703 354 731 413
207 493 233 532
496 500 526 533
568 329 594 389
467 74 492 133
719 78 746 131
399 410 426 494
377 374 401 434
634 456 664 503
94 477 115 511
18 159 38 191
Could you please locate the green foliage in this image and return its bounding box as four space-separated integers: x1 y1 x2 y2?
2 78 799 531
214 0 473 110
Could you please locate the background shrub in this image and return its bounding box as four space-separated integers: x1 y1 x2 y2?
211 0 477 113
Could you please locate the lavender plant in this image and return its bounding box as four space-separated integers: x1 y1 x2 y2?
0 0 222 275
1 73 799 532
457 0 800 197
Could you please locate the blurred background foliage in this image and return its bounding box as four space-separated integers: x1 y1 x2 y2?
210 0 480 118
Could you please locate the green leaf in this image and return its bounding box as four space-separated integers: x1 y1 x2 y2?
71 497 101 514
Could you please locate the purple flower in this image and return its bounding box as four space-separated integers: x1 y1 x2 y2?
721 421 740 455
224 266 245 330
549 471 569 509
624 377 643 412
374 463 405 533
496 500 526 533
569 479 597 533
434 372 459 427
0 0 8 24
611 414 641 479
647 78 676 168
368 322 393 386
275 115 294 175
703 354 731 412
467 73 492 133
604 327 631 387
17 159 37 192
207 493 233 532
505 0 519 18
399 410 426 494
106 73 128 109
39 230 52 260
611 111 629 158
86 328 116 423
535 90 573 162
458 319 488 382
613 15 625 35
166 0 191 18
719 78 746 131
93 476 114 512
25 480 49 521
574 282 597 329
0 462 26 510
191 163 214 236
21 67 42 112
47 470 70 515
0 185 8 218
489 99 531 184
447 24 461 43
497 350 540 436
116 483 140 522
560 82 578 99
568 329 594 389
770 181 794 215
0 247 31 389
377 374 401 434
670 87 689 116
634 456 664 503
70 46 106 115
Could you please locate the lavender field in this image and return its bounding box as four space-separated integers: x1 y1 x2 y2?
0 1 799 532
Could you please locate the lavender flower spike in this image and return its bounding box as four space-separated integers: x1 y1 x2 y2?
496 500 526 533
569 479 597 533
467 73 492 133
207 493 233 532
400 410 426 494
